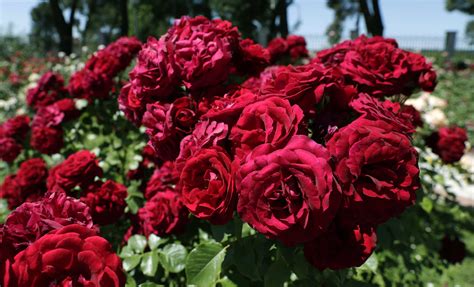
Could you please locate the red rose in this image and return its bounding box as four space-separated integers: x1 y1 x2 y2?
32 104 64 128
47 150 103 192
166 16 240 90
81 180 127 226
350 93 415 134
26 72 66 109
426 126 468 164
177 120 229 172
68 69 113 101
15 158 48 197
234 38 270 76
145 161 179 200
201 88 260 126
260 64 351 114
0 115 30 141
143 97 198 160
327 118 419 227
9 224 125 287
400 104 423 128
316 35 437 97
237 136 340 246
137 190 189 237
418 69 437 92
0 137 22 163
30 126 64 155
128 37 179 103
304 223 377 270
287 35 309 59
0 192 94 259
53 98 80 121
267 37 288 62
241 65 283 93
230 97 304 159
0 175 22 209
179 147 236 225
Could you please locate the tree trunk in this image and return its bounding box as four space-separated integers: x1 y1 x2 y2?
371 0 384 36
268 0 291 40
358 0 383 36
49 0 77 54
120 0 129 36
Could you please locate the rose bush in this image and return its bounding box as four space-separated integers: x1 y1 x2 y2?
0 16 471 287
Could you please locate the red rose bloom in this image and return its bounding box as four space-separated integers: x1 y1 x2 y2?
0 175 22 209
32 104 64 128
81 180 128 225
68 69 113 101
47 150 103 192
53 98 80 121
143 97 198 160
426 126 468 164
287 35 309 59
15 158 48 196
201 88 260 126
166 16 240 90
230 97 304 159
234 38 270 76
145 161 179 200
0 137 22 163
26 72 66 109
267 37 288 62
0 192 94 259
30 126 64 155
177 120 228 172
0 115 30 141
127 37 179 104
241 65 283 93
304 223 377 270
400 104 423 128
327 118 419 227
179 147 236 225
316 35 437 97
9 224 125 287
137 190 188 237
237 136 340 246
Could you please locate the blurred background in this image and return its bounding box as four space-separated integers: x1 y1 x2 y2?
0 0 473 56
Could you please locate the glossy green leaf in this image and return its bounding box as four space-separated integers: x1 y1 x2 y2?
128 234 147 253
186 242 227 287
140 251 159 277
159 243 187 273
123 255 142 272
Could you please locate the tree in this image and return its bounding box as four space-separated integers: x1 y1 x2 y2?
446 0 474 44
48 0 79 54
30 2 58 52
326 0 384 43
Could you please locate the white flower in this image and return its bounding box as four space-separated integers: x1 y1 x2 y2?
58 51 66 58
28 73 40 83
423 108 447 128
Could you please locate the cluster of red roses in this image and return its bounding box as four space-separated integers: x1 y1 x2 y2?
69 37 142 101
267 34 309 63
426 126 468 164
0 151 127 286
117 16 438 270
0 37 141 163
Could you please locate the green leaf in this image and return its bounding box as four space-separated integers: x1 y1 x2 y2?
420 197 433 213
148 234 168 250
264 257 290 287
218 276 238 287
138 282 164 287
159 243 188 273
128 234 147 253
123 255 142 272
140 251 159 277
120 246 134 258
186 242 227 287
126 273 137 287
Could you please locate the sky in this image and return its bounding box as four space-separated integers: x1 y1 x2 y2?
0 0 472 38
